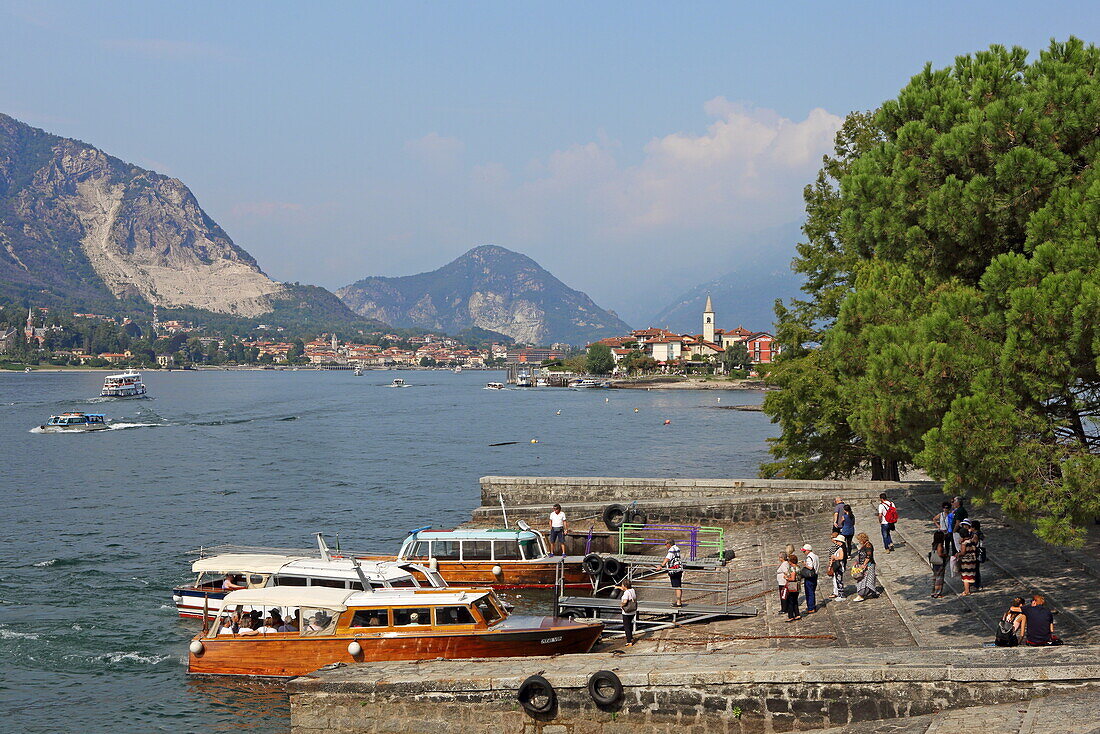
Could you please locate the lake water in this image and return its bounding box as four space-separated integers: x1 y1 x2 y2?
0 369 775 732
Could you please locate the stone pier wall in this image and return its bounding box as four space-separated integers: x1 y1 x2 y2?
480 476 942 507
289 648 1100 733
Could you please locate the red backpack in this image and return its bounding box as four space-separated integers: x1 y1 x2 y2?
884 502 899 524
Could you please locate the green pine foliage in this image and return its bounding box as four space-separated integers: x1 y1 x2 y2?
764 39 1100 544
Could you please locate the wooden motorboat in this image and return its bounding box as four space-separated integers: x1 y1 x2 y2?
371 527 591 589
37 412 110 432
187 585 603 677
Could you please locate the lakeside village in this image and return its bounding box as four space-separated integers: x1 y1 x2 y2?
0 297 777 376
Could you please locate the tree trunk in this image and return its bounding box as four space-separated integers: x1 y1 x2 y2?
869 457 901 481
870 457 885 480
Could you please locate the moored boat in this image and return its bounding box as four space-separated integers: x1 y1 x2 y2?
187 585 603 677
373 527 590 589
515 371 532 387
100 370 147 398
37 412 110 432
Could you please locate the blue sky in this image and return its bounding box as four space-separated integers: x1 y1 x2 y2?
2 1 1097 324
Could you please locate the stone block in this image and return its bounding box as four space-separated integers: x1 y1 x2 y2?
765 698 789 713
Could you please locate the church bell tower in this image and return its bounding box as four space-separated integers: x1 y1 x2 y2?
703 294 715 343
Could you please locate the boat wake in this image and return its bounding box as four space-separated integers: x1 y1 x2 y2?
32 559 58 567
0 626 41 640
88 651 171 666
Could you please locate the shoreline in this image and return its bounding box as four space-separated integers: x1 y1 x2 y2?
611 378 767 390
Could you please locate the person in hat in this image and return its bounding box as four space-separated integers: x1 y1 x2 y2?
801 543 820 613
828 533 847 601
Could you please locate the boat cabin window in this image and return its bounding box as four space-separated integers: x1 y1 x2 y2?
389 578 416 588
247 574 267 588
392 607 431 626
431 541 460 561
474 596 505 626
434 606 476 625
461 540 492 561
349 609 390 628
276 576 309 586
406 541 431 560
300 608 338 636
311 579 346 589
519 538 538 559
493 540 522 561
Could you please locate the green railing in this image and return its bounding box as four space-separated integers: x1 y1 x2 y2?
617 523 725 561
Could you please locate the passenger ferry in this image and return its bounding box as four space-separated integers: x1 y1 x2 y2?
515 371 533 387
187 585 603 677
568 378 610 388
375 526 590 589
173 537 445 620
100 370 147 398
390 378 407 387
38 412 110 432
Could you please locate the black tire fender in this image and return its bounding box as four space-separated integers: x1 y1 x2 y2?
602 503 628 530
603 556 623 579
560 606 585 621
588 670 624 706
627 509 648 526
582 553 605 577
518 674 556 714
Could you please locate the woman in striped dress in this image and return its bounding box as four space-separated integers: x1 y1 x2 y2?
851 532 877 602
956 525 978 595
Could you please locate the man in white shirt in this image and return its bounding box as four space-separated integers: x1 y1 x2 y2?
548 504 568 557
877 493 897 552
800 544 820 613
658 539 684 607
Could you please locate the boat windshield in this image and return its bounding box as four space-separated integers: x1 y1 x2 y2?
474 595 505 626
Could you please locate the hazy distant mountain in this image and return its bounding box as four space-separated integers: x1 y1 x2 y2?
649 265 804 335
0 112 363 325
338 245 630 345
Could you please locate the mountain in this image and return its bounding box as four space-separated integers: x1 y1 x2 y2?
0 113 364 326
338 245 630 345
649 264 804 335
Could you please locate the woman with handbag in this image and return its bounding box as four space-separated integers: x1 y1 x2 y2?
929 530 948 597
828 533 847 600
851 533 877 602
783 552 802 621
955 523 978 595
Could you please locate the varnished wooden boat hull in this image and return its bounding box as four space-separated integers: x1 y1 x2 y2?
188 620 603 677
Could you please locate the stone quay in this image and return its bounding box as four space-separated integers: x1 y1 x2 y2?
290 476 1100 733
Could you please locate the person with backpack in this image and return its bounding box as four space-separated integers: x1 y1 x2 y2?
995 597 1026 646
617 578 638 646
929 530 948 597
783 553 802 621
658 538 684 607
828 533 847 601
800 544 819 614
877 493 898 552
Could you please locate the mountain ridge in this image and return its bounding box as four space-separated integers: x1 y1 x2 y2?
338 245 630 345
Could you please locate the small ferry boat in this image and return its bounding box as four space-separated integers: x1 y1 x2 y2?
485 382 505 390
515 371 533 388
38 412 110 432
173 537 446 619
389 378 407 387
568 378 610 388
100 370 147 398
453 366 462 373
187 585 603 677
374 527 590 589
353 367 363 376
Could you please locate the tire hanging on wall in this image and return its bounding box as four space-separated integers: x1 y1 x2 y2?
602 503 628 530
627 509 647 526
518 674 556 715
582 553 605 577
602 556 623 579
587 670 624 706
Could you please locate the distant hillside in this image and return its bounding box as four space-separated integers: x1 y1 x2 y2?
338 245 630 345
649 265 804 334
0 112 369 329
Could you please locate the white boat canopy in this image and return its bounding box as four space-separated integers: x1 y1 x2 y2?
192 553 312 575
221 586 358 612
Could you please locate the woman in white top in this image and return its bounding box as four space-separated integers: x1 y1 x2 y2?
236 618 259 636
217 616 235 635
775 552 791 615
257 616 280 634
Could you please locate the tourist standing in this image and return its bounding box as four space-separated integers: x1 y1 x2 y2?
932 502 951 534
840 504 856 555
948 496 968 552
548 503 568 557
801 544 819 614
971 519 986 590
783 553 802 621
1021 595 1061 646
877 493 897 552
851 532 877 602
658 539 684 607
930 530 948 597
832 497 845 533
776 552 791 614
617 578 638 646
828 534 847 600
955 522 978 595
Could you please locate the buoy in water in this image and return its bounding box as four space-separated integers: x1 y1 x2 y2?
555 410 561 415
664 419 671 425
633 408 638 413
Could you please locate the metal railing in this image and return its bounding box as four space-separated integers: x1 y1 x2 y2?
616 523 725 561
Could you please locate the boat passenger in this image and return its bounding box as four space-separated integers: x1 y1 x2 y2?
257 616 280 635
221 574 246 591
277 616 298 633
269 609 285 629
217 616 235 635
237 617 259 636
306 613 329 631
